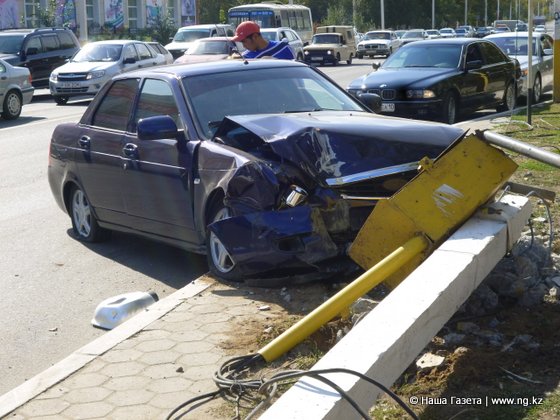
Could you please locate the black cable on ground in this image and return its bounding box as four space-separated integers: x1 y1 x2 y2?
167 353 419 419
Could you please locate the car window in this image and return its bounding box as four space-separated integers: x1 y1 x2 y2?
183 66 363 139
25 36 42 54
58 32 77 49
124 44 138 60
541 35 553 51
135 43 153 60
0 62 5 73
0 35 24 54
466 43 483 63
480 42 507 64
42 35 59 52
133 79 181 131
92 79 140 130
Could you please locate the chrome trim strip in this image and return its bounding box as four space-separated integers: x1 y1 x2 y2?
340 195 388 201
326 162 419 186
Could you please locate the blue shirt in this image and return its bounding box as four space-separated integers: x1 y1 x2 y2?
242 40 295 60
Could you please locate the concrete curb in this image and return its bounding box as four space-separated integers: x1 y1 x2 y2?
0 278 212 417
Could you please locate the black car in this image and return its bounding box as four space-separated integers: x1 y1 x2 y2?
347 39 519 124
48 60 464 284
0 28 80 88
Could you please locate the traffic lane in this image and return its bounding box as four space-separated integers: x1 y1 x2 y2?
0 108 207 395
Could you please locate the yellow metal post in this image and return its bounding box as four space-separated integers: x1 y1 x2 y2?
554 0 560 102
258 235 428 363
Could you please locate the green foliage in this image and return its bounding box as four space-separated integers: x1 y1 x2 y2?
34 0 58 28
148 11 178 44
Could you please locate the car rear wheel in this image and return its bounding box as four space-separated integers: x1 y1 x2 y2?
334 53 341 66
386 47 392 57
497 82 516 112
441 92 458 124
532 74 542 104
54 96 69 105
357 53 363 59
2 90 22 120
346 54 352 65
70 185 110 242
206 202 241 281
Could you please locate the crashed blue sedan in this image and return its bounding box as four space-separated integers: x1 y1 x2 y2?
48 59 465 284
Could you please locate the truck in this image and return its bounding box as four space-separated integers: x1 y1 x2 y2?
303 25 356 65
493 19 524 32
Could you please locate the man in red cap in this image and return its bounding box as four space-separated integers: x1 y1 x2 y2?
232 21 295 59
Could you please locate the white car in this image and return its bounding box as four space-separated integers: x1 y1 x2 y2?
486 31 554 103
439 28 456 38
165 24 235 60
147 42 174 64
425 29 441 39
356 30 401 58
0 58 34 120
534 25 547 33
49 40 166 105
260 27 305 61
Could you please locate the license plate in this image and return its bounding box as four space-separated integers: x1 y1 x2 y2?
381 103 395 112
61 82 81 88
311 57 322 61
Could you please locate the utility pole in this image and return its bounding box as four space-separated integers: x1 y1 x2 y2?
381 0 385 29
485 0 488 25
465 0 468 24
554 0 560 102
432 0 435 28
527 0 533 124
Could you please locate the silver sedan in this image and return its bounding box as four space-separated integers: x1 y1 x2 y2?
0 58 34 120
485 31 554 103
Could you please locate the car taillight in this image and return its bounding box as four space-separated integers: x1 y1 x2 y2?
28 74 32 84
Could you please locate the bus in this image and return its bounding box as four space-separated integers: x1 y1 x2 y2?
228 2 313 45
493 19 524 31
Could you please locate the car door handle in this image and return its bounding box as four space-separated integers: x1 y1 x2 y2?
78 136 90 149
122 143 138 158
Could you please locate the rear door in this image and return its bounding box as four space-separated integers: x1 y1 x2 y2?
479 41 512 104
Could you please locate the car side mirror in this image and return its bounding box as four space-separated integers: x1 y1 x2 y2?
357 92 382 113
371 62 380 70
123 57 136 64
138 116 180 141
465 60 482 70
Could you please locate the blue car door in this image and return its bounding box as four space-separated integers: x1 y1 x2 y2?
122 78 198 244
74 78 140 226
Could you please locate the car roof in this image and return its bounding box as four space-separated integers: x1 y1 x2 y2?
403 38 485 47
178 24 231 30
486 31 545 39
366 30 392 33
85 40 148 45
193 36 234 42
118 56 308 80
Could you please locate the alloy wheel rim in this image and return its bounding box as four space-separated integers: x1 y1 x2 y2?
72 190 92 237
448 96 456 124
506 85 515 110
209 208 235 273
534 77 542 103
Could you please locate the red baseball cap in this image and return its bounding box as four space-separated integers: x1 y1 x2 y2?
232 21 260 41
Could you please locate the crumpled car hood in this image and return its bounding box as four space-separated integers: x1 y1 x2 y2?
215 112 464 185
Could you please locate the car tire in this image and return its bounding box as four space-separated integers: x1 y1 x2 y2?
347 54 352 65
2 90 22 120
206 201 241 281
69 185 110 242
296 52 304 61
54 96 69 105
532 74 542 104
386 47 392 57
441 92 458 125
334 53 341 66
357 53 363 59
497 82 516 112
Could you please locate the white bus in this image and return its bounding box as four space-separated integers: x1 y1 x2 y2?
228 2 313 45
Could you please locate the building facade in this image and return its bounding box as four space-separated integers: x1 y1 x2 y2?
0 0 197 41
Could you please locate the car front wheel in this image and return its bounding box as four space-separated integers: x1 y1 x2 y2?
497 82 516 112
2 90 22 120
70 185 109 242
532 74 542 104
441 92 458 124
206 203 241 281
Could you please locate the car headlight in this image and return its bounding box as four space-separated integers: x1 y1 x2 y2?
304 50 309 55
327 50 332 55
406 89 436 99
87 70 105 80
50 73 58 82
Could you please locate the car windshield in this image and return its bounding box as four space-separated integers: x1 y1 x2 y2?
0 35 24 54
260 32 278 41
312 34 341 44
173 29 210 42
383 44 461 68
182 66 365 139
402 31 423 38
364 32 390 40
489 37 537 56
456 29 467 34
187 40 231 55
440 29 453 33
72 44 123 62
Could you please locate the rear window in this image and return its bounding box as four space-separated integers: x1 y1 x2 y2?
42 35 59 52
58 32 77 49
